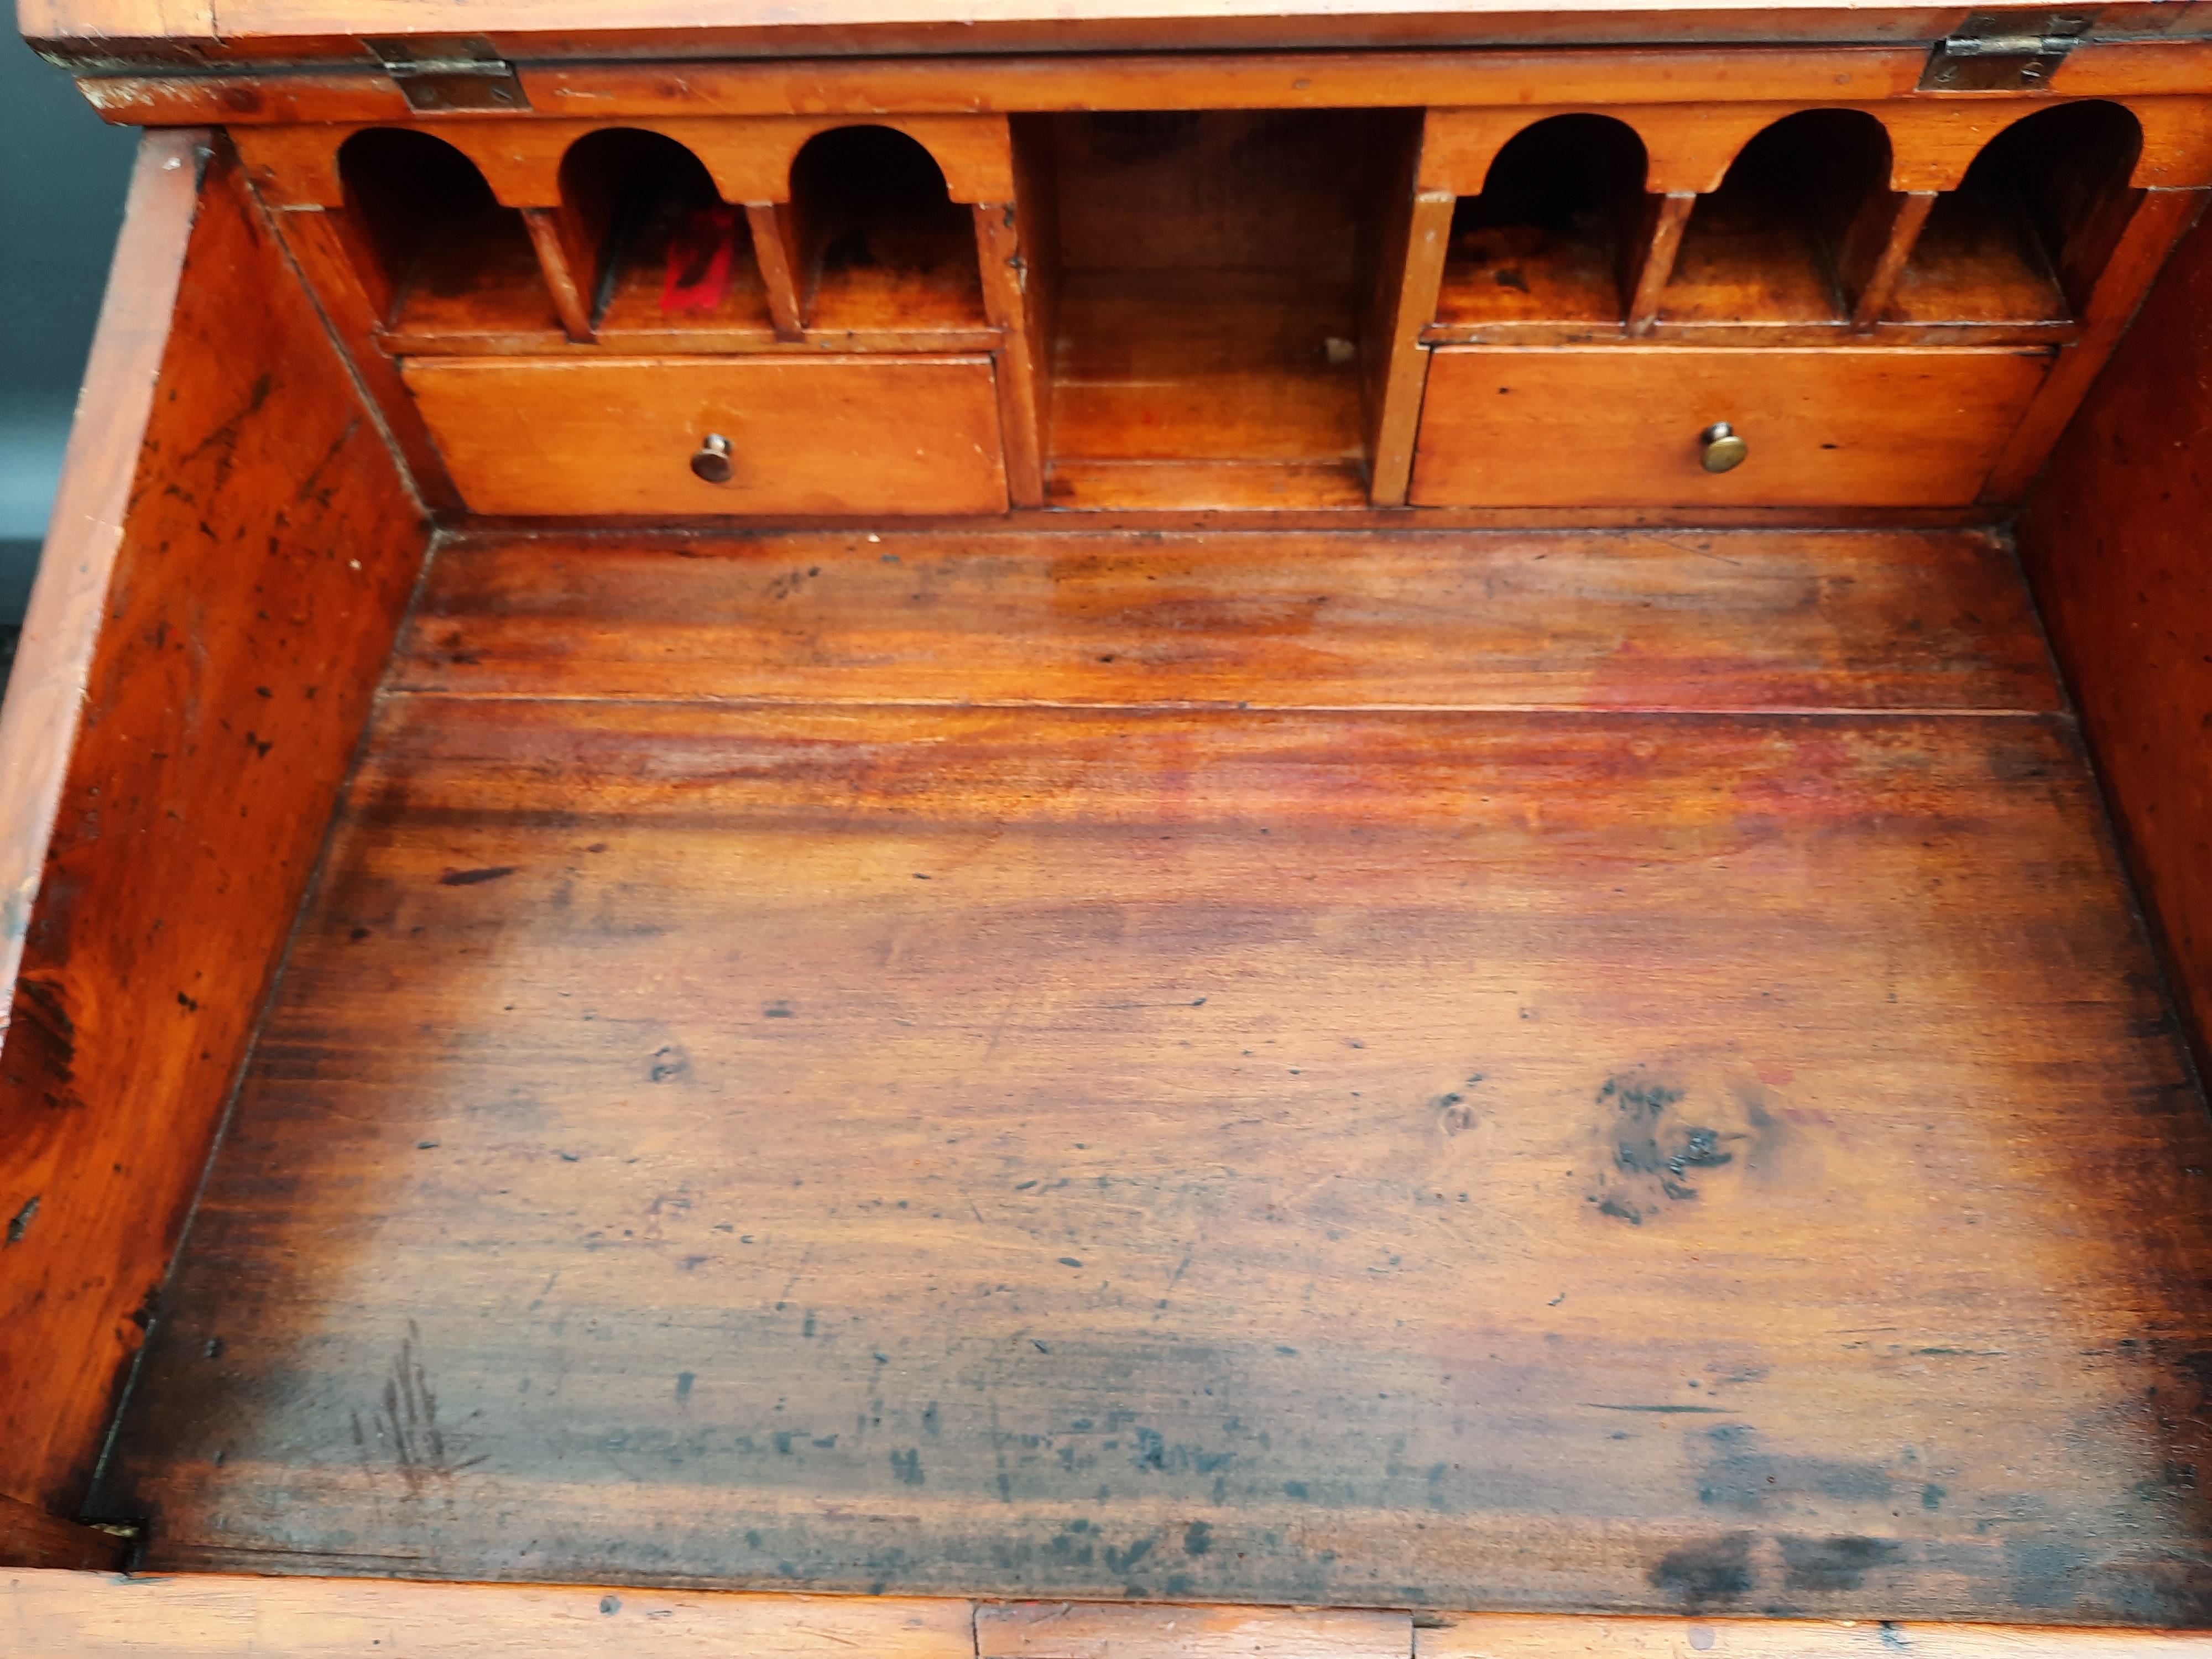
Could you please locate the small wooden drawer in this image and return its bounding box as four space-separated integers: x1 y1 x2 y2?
403 355 1008 516
1408 346 2049 508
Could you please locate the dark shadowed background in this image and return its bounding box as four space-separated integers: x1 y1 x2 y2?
2 38 138 630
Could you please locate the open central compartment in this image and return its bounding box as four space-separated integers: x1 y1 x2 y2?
1027 109 1414 508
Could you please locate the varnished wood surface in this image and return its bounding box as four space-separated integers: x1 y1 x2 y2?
1420 1614 2212 1657
1410 347 2047 508
1981 189 2210 505
0 132 200 1070
2019 205 2212 1078
0 1497 128 1573
14 1574 2212 1659
6 1569 978 1655
1044 268 1361 465
394 529 2059 713
27 2 2212 78
64 48 2212 135
1039 109 1384 486
0 137 426 1515
404 355 1009 517
102 527 2212 1621
978 1600 1411 1659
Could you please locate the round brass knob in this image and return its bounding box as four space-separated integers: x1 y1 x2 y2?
1699 422 1749 474
690 433 734 484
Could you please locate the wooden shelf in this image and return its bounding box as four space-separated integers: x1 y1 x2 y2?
1048 268 1365 465
1427 114 1645 343
1878 191 2073 342
382 215 567 348
1878 103 2143 346
1431 213 1627 342
573 129 782 346
1653 109 1889 336
1031 109 1400 507
338 128 566 349
790 126 992 340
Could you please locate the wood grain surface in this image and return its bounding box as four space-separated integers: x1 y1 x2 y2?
5 1569 978 1656
97 526 2212 1621
1410 347 2048 508
2018 204 2212 1078
392 529 2060 714
14 1572 2212 1659
403 356 1008 517
27 5 2209 74
0 137 426 1515
978 1600 1411 1659
0 1497 128 1573
1419 1613 2212 1657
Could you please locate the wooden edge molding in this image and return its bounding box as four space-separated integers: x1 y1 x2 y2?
8 1574 2212 1657
14 0 2151 65
979 1600 1412 1658
0 1499 130 1574
70 45 1931 128
0 127 206 1024
1418 1613 2212 1656
58 41 2212 134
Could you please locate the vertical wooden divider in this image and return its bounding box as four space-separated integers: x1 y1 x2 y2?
975 201 1046 508
1983 187 2210 502
522 206 596 342
1366 188 1452 507
1845 190 1934 332
1626 191 1695 335
745 203 806 340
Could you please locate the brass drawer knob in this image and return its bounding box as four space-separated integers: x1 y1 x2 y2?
1699 422 1749 474
691 433 734 484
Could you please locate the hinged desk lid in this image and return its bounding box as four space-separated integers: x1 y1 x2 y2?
19 0 2212 70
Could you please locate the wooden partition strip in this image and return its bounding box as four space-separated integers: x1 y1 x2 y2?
1982 188 2210 504
523 206 597 342
1625 192 1694 336
974 201 1046 508
745 203 807 340
0 1498 127 1574
1366 189 1452 506
1847 190 1934 333
0 138 430 1515
2018 204 2212 1079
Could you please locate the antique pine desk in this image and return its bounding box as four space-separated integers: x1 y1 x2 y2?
7 0 2212 1651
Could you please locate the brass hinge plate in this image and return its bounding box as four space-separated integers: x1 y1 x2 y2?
365 36 529 112
1919 9 2096 90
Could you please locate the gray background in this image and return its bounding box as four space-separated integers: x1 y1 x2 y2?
2 39 138 625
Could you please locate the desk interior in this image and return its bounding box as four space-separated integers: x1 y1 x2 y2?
95 526 2212 1624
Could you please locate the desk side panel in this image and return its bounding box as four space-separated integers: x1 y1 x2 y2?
2018 207 2212 1082
0 133 429 1517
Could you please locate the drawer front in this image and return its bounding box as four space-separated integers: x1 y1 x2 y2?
404 356 1008 517
1409 347 2049 508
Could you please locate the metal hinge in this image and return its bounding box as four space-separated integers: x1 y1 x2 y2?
366 36 529 112
1919 10 2095 90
